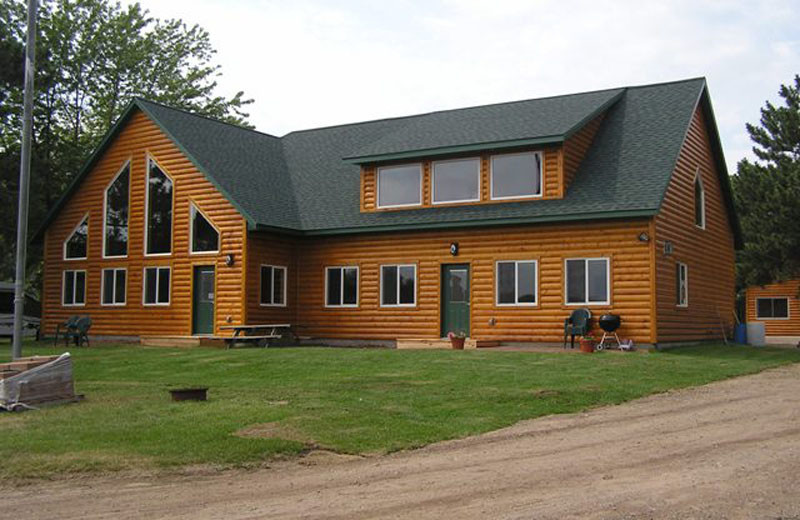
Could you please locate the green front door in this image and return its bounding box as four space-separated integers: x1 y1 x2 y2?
192 266 215 335
442 264 470 337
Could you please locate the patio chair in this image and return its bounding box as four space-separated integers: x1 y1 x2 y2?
54 315 80 347
63 316 91 347
563 308 592 349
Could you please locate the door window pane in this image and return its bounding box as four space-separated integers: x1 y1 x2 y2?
146 161 173 255
449 269 467 303
491 152 542 199
433 158 480 203
377 164 421 207
104 164 129 257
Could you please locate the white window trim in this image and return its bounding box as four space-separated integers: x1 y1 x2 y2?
62 270 86 307
143 154 174 257
755 297 790 320
63 213 90 261
102 160 131 259
431 157 481 205
495 260 538 306
564 257 611 306
259 264 287 307
676 262 689 308
694 169 706 230
324 266 360 308
142 266 171 306
100 267 127 306
380 264 417 307
189 202 221 255
376 163 423 209
490 151 544 201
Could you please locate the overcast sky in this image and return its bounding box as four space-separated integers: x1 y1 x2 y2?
125 0 799 173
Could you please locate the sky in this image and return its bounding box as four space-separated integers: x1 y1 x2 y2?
123 0 799 173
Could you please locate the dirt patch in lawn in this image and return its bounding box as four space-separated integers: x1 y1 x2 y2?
234 422 312 444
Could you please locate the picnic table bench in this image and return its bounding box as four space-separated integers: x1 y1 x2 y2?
218 323 292 349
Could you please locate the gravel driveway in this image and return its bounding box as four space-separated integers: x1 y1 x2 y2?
8 364 800 519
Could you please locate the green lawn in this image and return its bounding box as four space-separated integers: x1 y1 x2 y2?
1 341 799 480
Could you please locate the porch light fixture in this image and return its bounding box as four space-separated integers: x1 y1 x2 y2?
225 253 235 266
637 232 650 242
450 242 459 256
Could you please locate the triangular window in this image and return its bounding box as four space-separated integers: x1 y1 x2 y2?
190 204 219 253
64 215 88 260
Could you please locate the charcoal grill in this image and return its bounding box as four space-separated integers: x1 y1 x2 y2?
596 314 621 351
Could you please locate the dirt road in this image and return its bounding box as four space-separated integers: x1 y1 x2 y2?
9 364 800 519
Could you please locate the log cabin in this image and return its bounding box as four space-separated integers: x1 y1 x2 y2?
35 77 742 348
745 280 800 345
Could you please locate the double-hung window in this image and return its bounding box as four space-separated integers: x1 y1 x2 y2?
377 164 422 208
565 258 609 305
432 158 480 204
756 298 789 319
676 262 688 307
64 215 89 260
101 268 126 306
496 260 537 305
326 266 358 307
491 151 542 199
62 270 86 306
143 266 171 305
260 265 287 306
380 264 416 306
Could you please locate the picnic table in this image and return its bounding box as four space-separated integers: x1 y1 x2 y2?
218 323 292 349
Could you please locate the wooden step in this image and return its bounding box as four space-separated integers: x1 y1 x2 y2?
140 336 201 348
397 338 479 350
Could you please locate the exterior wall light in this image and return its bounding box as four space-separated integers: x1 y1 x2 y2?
450 242 459 256
637 232 650 242
225 253 235 266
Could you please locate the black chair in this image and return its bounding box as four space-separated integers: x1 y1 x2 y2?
563 308 592 349
58 316 91 347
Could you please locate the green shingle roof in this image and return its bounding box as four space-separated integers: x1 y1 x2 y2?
36 77 741 246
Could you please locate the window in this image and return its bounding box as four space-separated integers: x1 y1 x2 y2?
143 266 171 305
432 158 480 204
260 265 286 306
491 152 542 199
496 260 537 305
326 266 359 307
64 215 89 260
101 268 126 306
145 158 173 255
565 258 609 305
380 264 416 306
103 162 130 257
62 270 86 306
694 171 705 229
377 164 422 208
190 204 219 253
756 297 789 319
676 262 688 307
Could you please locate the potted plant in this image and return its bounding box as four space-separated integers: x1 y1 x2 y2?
447 331 466 350
579 335 596 353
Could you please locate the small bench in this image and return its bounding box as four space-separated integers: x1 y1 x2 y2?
218 324 292 349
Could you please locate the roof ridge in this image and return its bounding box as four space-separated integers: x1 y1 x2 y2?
132 97 282 140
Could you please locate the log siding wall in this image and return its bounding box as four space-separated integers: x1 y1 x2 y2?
42 111 246 337
653 107 736 343
562 113 605 195
291 218 654 344
746 280 800 337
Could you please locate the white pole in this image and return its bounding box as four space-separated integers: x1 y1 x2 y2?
12 0 39 360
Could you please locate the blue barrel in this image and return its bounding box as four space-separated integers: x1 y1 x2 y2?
733 324 747 345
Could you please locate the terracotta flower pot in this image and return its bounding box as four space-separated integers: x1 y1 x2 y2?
450 337 465 350
579 339 595 353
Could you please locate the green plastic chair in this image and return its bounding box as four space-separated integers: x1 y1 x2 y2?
63 316 92 347
563 308 592 349
54 315 80 347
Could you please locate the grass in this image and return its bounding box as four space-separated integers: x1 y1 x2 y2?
1 340 799 480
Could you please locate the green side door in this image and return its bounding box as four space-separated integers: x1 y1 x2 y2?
442 264 470 337
192 265 215 335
